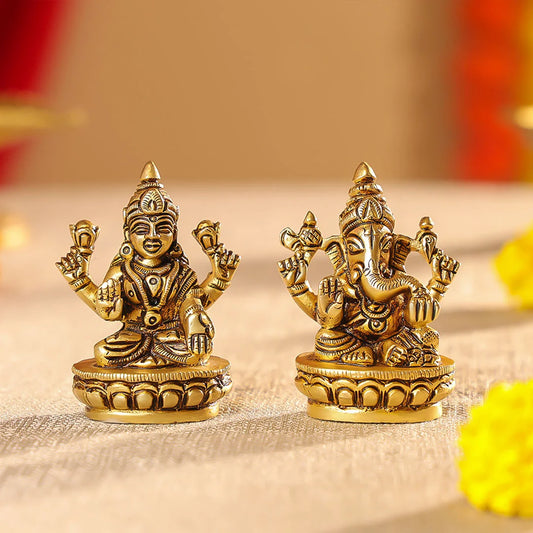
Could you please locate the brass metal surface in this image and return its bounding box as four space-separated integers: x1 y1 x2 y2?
72 356 231 382
86 404 220 424
72 356 232 419
307 402 442 423
295 352 454 420
279 162 460 422
57 162 239 423
295 353 455 380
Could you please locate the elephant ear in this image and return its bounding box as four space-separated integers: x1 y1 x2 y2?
322 235 347 276
390 234 412 272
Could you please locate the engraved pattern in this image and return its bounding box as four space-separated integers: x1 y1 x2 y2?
57 162 240 371
295 354 454 411
140 188 165 214
278 162 460 369
56 162 240 422
72 373 232 412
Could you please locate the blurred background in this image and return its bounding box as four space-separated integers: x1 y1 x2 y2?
3 4 533 530
1 0 531 185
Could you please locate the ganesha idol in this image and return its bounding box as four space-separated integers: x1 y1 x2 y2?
56 162 239 423
279 162 459 423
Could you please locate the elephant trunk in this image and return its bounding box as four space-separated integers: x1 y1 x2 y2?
360 259 424 303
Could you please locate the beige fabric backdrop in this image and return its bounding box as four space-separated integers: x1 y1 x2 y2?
13 0 453 185
0 176 532 531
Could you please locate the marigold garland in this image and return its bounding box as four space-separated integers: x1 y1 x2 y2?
458 380 533 517
495 226 533 307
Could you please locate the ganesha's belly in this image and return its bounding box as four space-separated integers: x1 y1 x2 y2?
345 302 404 340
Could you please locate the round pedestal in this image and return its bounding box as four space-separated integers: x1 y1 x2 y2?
72 356 232 424
295 352 455 424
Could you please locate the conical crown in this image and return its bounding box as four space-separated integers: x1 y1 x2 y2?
139 160 161 186
123 161 179 227
339 162 395 233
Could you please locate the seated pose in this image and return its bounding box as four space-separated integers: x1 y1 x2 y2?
57 162 239 368
279 162 459 367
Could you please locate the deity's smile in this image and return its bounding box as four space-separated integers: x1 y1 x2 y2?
143 239 163 254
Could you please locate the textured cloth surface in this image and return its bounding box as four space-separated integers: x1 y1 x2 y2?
1 182 532 532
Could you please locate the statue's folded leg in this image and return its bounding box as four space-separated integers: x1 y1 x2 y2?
378 336 409 367
412 325 440 366
94 329 144 367
153 330 204 366
314 328 374 366
416 325 439 350
378 326 440 367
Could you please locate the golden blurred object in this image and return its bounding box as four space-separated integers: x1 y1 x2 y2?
458 380 533 518
495 226 533 307
279 162 460 423
514 105 533 130
0 97 83 148
0 213 29 249
56 161 240 423
514 106 533 181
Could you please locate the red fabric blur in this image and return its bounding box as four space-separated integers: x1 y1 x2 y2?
0 0 71 183
454 0 525 181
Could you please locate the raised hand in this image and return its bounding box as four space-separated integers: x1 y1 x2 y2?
431 249 460 286
317 275 344 328
212 245 241 282
300 225 322 250
193 220 240 283
55 246 90 286
278 252 308 288
280 211 323 265
95 278 123 320
56 219 99 289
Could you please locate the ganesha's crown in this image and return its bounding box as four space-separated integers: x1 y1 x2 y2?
123 161 180 227
339 162 395 234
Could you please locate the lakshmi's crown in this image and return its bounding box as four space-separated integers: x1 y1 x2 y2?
123 161 179 227
339 162 395 234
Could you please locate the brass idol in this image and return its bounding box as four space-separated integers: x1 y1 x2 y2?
278 162 459 423
57 162 240 423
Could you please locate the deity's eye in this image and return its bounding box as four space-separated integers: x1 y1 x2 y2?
132 223 150 235
346 238 363 254
156 222 173 234
381 236 392 252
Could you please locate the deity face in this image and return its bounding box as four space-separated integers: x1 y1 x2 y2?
128 214 176 260
344 223 393 284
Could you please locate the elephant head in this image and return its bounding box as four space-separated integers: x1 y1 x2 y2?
333 162 425 303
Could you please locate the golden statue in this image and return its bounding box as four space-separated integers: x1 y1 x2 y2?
57 162 239 423
279 162 460 422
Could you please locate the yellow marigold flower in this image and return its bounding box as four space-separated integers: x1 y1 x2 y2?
495 226 533 307
458 380 533 518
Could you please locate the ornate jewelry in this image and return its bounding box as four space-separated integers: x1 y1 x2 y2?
278 161 460 423
56 161 241 423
